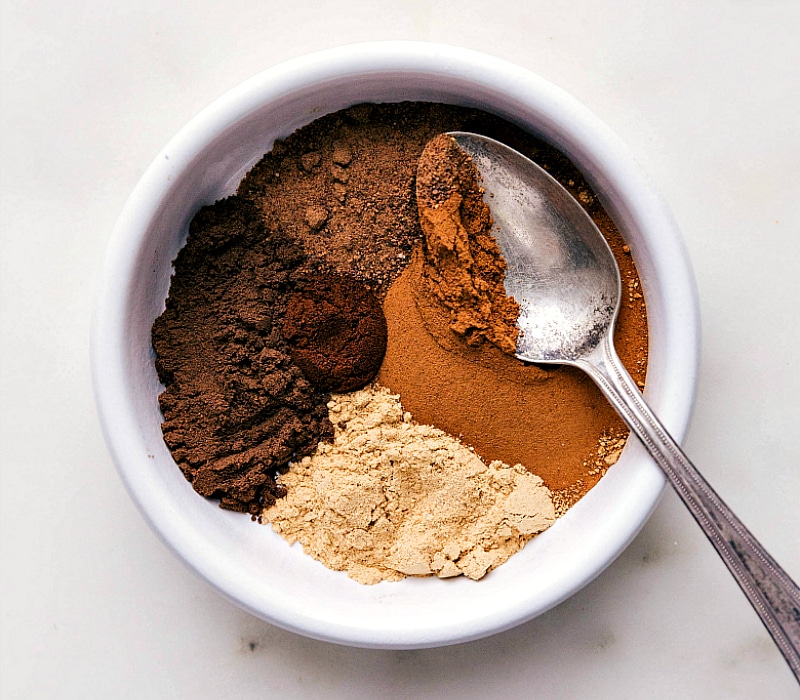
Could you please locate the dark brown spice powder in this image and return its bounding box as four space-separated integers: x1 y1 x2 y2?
237 102 610 296
151 196 333 518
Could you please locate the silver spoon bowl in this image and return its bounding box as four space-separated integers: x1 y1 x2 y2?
449 131 800 682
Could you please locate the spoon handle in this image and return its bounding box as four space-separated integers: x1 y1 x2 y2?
578 336 800 682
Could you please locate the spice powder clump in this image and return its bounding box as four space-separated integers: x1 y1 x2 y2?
283 274 387 393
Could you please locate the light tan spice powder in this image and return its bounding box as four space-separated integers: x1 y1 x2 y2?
263 384 556 585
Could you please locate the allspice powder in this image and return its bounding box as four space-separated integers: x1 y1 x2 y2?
283 274 387 393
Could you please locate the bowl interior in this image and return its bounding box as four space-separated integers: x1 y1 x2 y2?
93 44 698 649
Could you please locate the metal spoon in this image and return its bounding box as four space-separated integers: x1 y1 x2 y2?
447 131 800 681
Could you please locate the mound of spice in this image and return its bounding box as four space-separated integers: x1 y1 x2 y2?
152 101 649 578
283 274 387 393
265 384 555 585
415 133 519 354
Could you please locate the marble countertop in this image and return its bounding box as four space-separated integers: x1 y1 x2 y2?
1 1 798 697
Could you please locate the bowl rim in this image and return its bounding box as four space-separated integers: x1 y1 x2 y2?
91 41 701 648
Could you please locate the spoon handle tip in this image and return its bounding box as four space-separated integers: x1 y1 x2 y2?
579 335 800 684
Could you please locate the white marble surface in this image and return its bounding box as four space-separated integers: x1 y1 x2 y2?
1 1 799 697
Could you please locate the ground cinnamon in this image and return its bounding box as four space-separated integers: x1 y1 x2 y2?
416 134 520 354
377 249 641 507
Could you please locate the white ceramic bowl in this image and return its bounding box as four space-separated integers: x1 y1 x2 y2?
91 42 700 649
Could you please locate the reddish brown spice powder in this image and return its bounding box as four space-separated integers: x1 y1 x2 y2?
415 133 520 354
